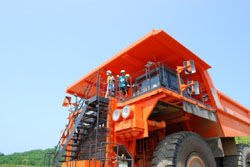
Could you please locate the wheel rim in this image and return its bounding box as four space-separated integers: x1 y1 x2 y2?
186 154 205 167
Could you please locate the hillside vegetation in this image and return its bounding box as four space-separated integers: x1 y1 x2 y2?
0 148 54 167
235 136 250 145
0 165 41 167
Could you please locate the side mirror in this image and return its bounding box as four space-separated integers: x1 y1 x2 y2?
187 81 200 95
184 60 196 74
62 96 71 107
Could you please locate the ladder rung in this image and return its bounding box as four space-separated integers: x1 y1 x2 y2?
63 155 74 157
77 126 90 129
65 149 78 152
82 120 95 124
68 144 80 147
83 114 97 118
93 107 108 112
75 132 86 135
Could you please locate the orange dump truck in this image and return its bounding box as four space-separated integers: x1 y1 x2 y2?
51 30 249 167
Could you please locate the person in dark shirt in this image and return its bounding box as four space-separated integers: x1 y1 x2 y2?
118 70 127 98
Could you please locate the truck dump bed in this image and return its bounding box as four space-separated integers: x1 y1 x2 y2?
66 30 210 97
217 90 249 136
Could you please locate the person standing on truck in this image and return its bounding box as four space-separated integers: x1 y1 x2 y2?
105 70 114 98
118 70 127 98
110 79 116 97
125 74 131 94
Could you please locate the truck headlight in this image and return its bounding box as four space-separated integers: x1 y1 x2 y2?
112 109 121 121
122 105 132 119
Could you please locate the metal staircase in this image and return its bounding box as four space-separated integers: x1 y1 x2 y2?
79 96 112 166
48 70 112 167
43 69 134 167
53 100 89 167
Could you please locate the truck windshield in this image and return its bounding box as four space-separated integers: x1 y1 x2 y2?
132 66 180 97
133 70 160 96
161 67 180 93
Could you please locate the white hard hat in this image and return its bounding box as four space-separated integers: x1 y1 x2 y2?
121 70 125 74
106 70 112 74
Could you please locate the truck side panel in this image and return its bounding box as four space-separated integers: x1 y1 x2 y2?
216 90 250 137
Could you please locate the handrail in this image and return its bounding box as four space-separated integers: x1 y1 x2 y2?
76 72 99 110
76 70 107 110
51 69 107 167
47 119 71 166
49 74 97 166
53 101 89 167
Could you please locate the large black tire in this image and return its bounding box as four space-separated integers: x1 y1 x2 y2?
215 157 223 167
152 131 216 167
223 144 250 167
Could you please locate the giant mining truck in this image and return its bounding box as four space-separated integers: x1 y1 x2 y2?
50 30 250 167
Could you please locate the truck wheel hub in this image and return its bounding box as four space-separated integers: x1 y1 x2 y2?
186 154 205 167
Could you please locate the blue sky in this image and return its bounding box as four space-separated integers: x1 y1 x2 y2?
0 0 249 155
